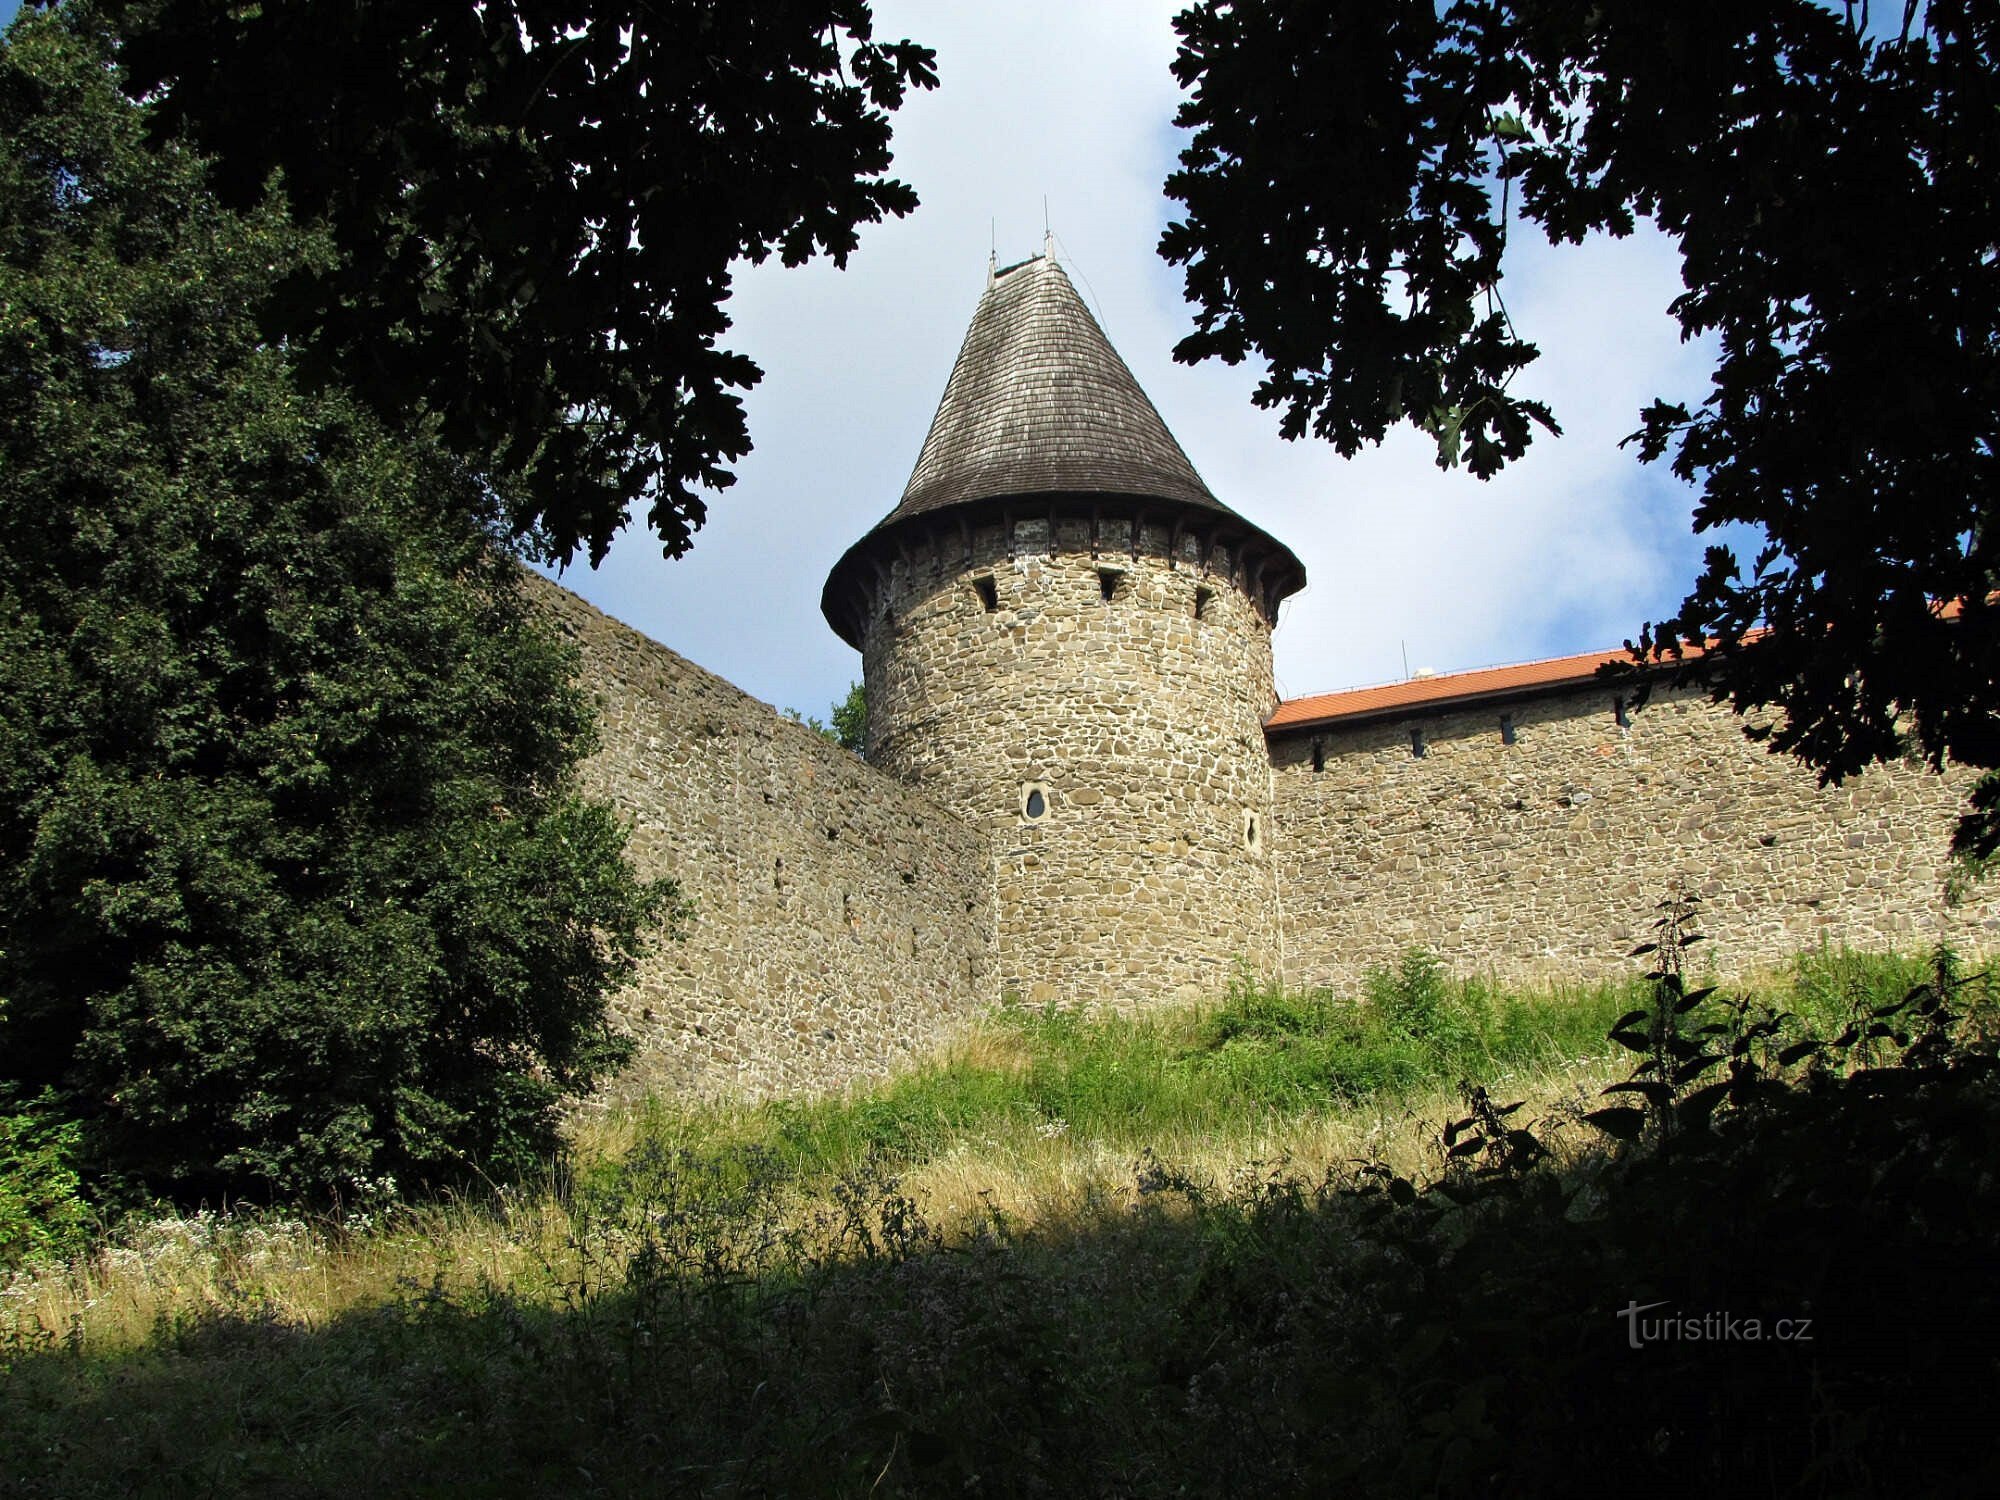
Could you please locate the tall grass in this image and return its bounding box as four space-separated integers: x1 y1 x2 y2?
7 943 1993 1497
2 945 1957 1363
646 958 1645 1188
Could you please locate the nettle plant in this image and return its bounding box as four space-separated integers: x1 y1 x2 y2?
1585 893 1992 1150
1585 892 1752 1146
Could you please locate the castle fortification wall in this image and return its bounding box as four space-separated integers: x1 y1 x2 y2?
864 513 1282 1006
530 577 997 1100
1271 682 2000 992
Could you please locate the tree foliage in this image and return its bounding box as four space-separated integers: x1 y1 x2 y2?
830 681 867 754
0 11 669 1202
85 0 938 566
1162 0 2000 855
784 682 865 754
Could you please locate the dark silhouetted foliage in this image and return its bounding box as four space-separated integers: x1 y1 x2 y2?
6 927 1999 1492
85 0 938 568
1161 0 2000 858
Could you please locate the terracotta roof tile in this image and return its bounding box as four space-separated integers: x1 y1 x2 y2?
1267 645 1682 731
1271 599 1994 733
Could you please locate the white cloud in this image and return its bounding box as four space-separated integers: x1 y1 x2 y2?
545 0 1743 718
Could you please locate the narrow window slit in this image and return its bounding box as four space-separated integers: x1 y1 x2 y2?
1193 585 1215 621
1410 727 1427 759
1499 713 1516 746
973 575 998 612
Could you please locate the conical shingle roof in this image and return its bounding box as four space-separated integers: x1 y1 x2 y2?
823 251 1304 648
887 254 1226 520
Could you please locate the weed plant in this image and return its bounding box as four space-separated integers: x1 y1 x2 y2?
4 941 1991 1496
655 957 1645 1191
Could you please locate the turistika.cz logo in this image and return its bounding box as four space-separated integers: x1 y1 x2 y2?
1617 1301 1814 1350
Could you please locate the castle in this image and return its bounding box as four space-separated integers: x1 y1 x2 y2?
534 249 2000 1100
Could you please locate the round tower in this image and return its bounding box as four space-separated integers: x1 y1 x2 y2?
822 250 1305 1006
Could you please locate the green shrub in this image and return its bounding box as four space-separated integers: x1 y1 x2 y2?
1364 948 1489 1071
1783 943 1936 1037
0 16 669 1205
0 1085 90 1270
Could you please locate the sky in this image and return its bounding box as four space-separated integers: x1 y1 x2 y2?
5 0 1750 716
533 0 1735 716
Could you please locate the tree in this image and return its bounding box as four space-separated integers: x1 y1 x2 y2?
1161 0 2000 857
85 0 938 566
783 682 866 755
831 681 868 755
0 11 670 1202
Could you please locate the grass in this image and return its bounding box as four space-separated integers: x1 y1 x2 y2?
620 954 1644 1182
4 943 1944 1360
4 943 1989 1496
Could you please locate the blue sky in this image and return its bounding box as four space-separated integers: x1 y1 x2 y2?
540 0 1738 716
8 0 1755 717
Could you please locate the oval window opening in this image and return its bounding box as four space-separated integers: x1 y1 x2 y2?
1025 788 1046 820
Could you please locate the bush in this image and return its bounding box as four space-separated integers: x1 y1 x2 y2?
1364 947 1488 1070
0 1085 90 1270
0 13 670 1205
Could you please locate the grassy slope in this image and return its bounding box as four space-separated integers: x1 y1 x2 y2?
0 946 1977 1497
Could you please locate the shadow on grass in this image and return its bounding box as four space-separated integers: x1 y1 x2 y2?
9 1051 2000 1499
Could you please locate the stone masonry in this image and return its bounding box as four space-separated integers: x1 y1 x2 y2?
528 250 1998 1102
860 511 1282 1005
532 578 995 1101
1270 679 2000 991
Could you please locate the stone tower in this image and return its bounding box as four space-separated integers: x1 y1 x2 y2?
822 249 1305 1005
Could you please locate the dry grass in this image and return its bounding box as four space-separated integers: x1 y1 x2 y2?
1 1192 573 1354
1 1047 1625 1359
897 1050 1621 1230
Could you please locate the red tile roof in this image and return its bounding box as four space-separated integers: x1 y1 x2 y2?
1270 596 1987 733
1267 645 1679 732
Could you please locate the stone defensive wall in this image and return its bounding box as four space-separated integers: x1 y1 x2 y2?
859 511 1283 1006
1269 679 2000 993
528 576 997 1100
